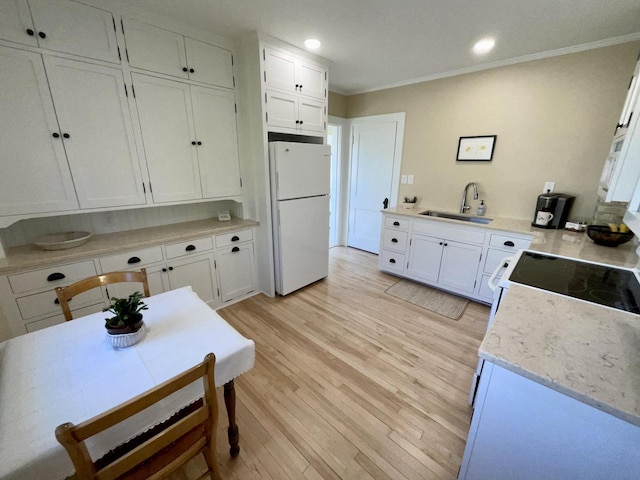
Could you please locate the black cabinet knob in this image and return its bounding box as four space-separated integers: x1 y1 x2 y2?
38 31 46 39
185 244 196 251
295 120 300 124
197 141 202 145
231 235 239 242
191 141 196 145
504 241 515 247
182 67 188 72
47 272 65 282
391 238 398 243
52 132 60 138
444 243 448 246
162 267 167 272
26 29 34 36
503 262 509 268
393 221 400 226
439 242 443 246
62 133 70 139
189 68 195 73
299 120 303 124
295 84 299 89
168 266 174 271
232 246 240 253
389 258 396 264
127 256 141 264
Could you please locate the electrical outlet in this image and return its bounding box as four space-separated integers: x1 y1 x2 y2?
401 175 407 184
408 175 414 184
543 182 555 193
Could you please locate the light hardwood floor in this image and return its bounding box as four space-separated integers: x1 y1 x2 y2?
169 246 490 480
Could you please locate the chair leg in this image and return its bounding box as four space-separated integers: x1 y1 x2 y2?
223 380 240 457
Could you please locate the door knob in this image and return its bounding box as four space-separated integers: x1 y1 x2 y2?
383 198 389 209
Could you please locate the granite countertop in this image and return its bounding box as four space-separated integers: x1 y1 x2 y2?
480 284 640 427
383 206 639 268
0 217 258 275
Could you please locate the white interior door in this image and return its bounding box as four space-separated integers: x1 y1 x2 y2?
348 114 404 253
327 124 340 247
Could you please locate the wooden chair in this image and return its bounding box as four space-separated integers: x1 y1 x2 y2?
55 353 222 480
55 269 150 321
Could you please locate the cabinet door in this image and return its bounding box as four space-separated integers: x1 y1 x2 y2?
266 90 298 129
146 264 170 297
184 37 233 88
0 47 78 216
191 86 241 198
122 18 188 80
132 73 202 203
216 243 255 303
438 240 482 293
298 97 325 133
296 61 326 100
407 234 442 284
0 0 37 46
44 57 146 209
167 254 218 306
28 0 119 63
264 47 296 93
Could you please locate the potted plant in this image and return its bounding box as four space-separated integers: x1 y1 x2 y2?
103 292 148 347
402 195 418 209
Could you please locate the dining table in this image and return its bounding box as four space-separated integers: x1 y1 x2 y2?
0 286 255 480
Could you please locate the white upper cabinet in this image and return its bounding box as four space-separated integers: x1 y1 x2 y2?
0 0 37 47
44 57 146 209
265 90 325 133
191 87 242 198
298 97 326 132
184 37 234 88
132 73 202 203
0 47 78 216
264 46 327 100
122 18 188 80
27 0 119 64
123 18 234 88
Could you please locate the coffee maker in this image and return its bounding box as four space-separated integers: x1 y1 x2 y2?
532 193 575 229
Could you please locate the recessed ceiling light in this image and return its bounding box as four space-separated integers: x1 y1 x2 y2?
304 38 321 50
473 38 495 55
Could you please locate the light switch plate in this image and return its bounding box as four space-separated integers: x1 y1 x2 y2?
543 182 555 193
401 175 407 184
408 175 414 184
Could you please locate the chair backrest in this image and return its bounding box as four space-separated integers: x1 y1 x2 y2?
55 269 150 321
56 353 221 480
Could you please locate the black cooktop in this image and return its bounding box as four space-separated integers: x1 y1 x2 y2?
510 252 640 314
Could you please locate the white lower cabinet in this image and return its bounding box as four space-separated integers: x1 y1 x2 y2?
159 254 219 306
379 213 531 302
216 243 255 303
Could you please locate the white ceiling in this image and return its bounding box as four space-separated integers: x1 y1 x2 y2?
128 0 640 94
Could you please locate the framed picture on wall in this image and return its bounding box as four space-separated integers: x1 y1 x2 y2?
457 135 497 161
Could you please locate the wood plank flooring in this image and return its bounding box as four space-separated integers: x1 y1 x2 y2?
168 246 490 480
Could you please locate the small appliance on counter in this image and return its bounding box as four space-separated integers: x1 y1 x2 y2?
532 193 575 229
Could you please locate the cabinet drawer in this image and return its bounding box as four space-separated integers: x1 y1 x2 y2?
165 237 213 259
489 233 531 251
215 230 253 248
384 216 410 230
25 303 104 333
483 248 513 274
100 246 164 272
382 229 408 252
379 250 405 273
16 286 104 321
8 260 97 294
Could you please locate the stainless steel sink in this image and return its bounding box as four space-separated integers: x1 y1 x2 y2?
419 210 493 224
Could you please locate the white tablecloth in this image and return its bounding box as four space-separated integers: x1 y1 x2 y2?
0 286 255 480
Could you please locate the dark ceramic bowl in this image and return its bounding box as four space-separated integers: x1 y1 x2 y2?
586 225 634 247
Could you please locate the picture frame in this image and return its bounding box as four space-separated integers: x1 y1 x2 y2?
456 135 497 161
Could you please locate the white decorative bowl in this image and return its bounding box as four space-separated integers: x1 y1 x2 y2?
106 324 146 348
33 231 92 251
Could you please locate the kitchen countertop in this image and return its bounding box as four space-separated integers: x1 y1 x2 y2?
383 206 639 268
480 284 640 427
0 217 258 275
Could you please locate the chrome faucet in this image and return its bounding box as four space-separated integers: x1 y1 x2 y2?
460 182 479 213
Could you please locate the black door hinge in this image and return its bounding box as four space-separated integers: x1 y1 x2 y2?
233 76 235 88
266 112 269 122
217 287 220 297
125 48 130 63
142 182 145 193
234 103 237 113
214 260 217 269
131 84 136 98
263 71 266 82
149 182 152 193
117 46 121 61
262 48 265 60
240 178 243 187
112 16 116 32
231 55 234 66
124 83 128 97
105 287 110 298
120 18 125 34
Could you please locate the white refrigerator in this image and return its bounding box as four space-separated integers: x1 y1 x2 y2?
270 141 331 295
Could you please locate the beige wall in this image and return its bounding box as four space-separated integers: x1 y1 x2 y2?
329 91 348 117
344 42 640 221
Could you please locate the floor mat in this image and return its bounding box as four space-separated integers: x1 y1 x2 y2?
385 279 468 320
